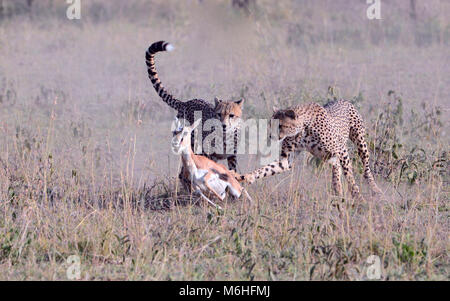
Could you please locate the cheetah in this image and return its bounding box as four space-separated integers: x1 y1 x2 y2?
240 99 382 200
146 41 244 188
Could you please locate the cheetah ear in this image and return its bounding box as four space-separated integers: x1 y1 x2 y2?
285 109 296 119
272 106 279 113
235 98 244 107
214 97 221 107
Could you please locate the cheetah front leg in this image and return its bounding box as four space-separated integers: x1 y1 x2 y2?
240 138 295 183
242 156 291 183
227 155 237 172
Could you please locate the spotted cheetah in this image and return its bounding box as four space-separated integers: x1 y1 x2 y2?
240 99 381 200
146 41 244 187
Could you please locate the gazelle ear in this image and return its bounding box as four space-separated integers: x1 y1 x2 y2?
191 119 202 131
172 116 182 132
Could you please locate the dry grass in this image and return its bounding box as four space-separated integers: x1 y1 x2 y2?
0 0 448 280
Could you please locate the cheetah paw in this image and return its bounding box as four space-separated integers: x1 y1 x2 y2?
243 173 256 184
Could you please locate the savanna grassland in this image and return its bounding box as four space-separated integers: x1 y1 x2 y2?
0 0 448 280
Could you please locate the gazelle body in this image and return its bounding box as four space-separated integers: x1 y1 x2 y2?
172 118 251 209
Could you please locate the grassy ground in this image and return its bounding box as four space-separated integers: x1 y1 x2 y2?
0 0 448 280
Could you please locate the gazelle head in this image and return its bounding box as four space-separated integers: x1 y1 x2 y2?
171 117 201 155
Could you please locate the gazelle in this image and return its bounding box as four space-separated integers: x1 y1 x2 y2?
171 117 252 209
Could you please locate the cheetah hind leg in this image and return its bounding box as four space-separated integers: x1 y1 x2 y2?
339 148 365 203
328 157 347 209
350 129 382 197
328 157 343 196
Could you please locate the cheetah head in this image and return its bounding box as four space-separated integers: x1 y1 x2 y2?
271 107 298 141
214 97 244 132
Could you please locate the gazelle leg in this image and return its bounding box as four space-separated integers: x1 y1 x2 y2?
198 190 223 210
204 174 225 201
178 166 192 193
242 189 253 204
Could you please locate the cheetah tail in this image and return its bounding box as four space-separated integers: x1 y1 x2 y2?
146 41 182 110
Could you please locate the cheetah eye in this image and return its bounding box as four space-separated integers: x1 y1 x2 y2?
229 114 235 118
